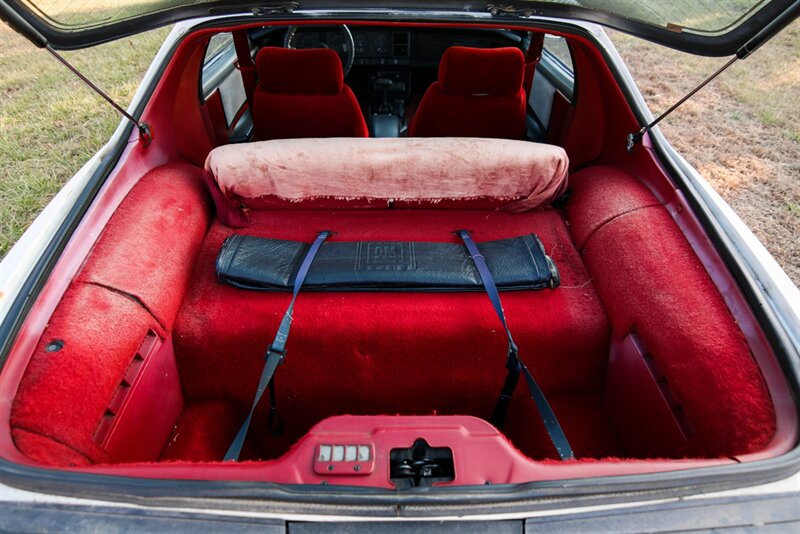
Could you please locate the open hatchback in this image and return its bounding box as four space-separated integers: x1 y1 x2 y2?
1 0 799 528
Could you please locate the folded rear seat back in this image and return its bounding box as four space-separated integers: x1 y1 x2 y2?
203 137 569 226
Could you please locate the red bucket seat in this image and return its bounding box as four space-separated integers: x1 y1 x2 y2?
409 46 527 139
252 47 368 141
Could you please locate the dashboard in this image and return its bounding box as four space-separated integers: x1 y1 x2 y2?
289 29 410 65
284 26 521 67
354 31 410 62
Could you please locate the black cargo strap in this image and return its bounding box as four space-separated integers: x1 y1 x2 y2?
224 230 332 461
457 230 575 461
266 378 284 439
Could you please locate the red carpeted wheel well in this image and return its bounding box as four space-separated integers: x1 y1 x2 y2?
567 167 776 457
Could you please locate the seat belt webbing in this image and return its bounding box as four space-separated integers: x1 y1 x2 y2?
457 230 575 461
224 230 331 461
232 30 257 111
523 32 545 99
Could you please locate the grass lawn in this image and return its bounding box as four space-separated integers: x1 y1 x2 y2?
0 25 169 258
0 20 798 285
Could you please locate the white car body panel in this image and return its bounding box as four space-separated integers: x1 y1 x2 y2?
0 12 797 523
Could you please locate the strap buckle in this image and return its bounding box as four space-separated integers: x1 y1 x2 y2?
266 344 286 365
506 354 520 371
507 341 520 366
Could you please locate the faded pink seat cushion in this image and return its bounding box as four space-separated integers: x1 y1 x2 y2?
204 137 568 226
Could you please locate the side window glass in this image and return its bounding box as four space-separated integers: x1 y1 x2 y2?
206 34 235 64
528 34 576 140
201 33 246 128
202 33 235 92
540 34 575 101
543 35 573 73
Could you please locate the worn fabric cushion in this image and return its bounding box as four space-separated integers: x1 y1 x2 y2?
204 137 569 226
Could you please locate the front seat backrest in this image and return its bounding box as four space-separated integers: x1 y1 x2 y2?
409 46 527 139
252 47 368 141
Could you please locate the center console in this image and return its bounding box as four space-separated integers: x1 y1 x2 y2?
368 69 411 137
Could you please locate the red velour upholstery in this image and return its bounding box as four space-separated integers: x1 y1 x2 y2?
12 428 91 467
409 46 527 139
257 46 343 95
439 46 525 96
8 160 777 467
566 166 662 249
160 401 248 462
76 163 210 328
11 284 163 464
252 47 368 141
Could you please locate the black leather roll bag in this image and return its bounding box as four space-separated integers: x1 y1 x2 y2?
216 233 560 292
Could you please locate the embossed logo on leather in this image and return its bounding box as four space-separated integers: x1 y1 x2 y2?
356 242 416 270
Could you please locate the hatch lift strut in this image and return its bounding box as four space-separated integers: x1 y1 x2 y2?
0 3 152 145
626 8 798 152
625 55 736 152
45 48 152 146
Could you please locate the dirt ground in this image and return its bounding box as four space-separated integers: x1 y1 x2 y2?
609 24 800 286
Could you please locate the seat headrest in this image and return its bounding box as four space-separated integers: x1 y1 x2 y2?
439 46 525 96
256 47 344 95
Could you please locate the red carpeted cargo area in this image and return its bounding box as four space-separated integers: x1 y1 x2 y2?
167 207 615 461
9 162 776 468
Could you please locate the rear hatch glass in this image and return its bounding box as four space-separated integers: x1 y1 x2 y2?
2 0 797 54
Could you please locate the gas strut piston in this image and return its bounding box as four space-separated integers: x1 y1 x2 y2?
45 47 153 146
626 8 798 152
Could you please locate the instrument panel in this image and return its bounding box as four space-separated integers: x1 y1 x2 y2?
291 29 411 63
281 26 522 68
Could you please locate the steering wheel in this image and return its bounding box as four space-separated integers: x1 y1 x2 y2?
283 25 356 77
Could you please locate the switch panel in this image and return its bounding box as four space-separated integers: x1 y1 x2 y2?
314 443 375 476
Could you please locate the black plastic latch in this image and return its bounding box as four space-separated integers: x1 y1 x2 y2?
389 438 455 488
